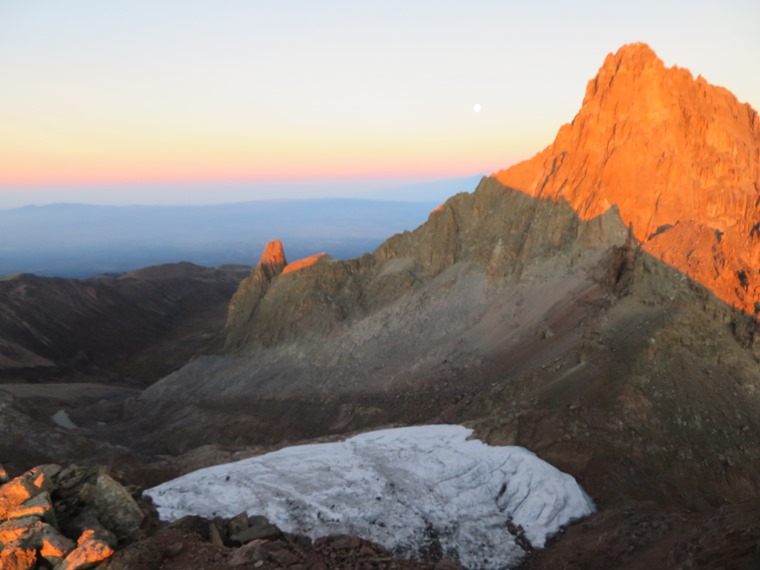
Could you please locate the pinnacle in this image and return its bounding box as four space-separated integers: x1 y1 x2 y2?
257 239 287 280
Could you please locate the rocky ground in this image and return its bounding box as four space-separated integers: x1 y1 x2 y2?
520 501 760 570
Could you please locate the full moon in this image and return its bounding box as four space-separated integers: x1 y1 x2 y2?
473 104 482 113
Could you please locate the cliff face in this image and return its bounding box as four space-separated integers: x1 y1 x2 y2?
495 42 760 312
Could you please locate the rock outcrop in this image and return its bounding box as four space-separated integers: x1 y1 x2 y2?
225 242 339 349
256 239 288 281
0 463 151 569
495 42 760 312
219 179 628 352
223 240 288 350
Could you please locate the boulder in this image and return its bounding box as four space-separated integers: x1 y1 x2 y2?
7 491 56 524
78 473 144 542
36 523 76 566
226 511 249 537
54 529 115 570
0 516 42 544
230 521 281 544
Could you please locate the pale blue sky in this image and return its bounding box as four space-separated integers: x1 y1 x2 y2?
0 0 757 206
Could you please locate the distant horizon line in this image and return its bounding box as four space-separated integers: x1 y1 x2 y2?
3 195 453 211
0 172 487 191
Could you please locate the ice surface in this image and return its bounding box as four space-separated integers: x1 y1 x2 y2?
146 425 594 569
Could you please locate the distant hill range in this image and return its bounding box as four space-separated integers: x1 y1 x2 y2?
0 197 456 277
0 263 249 384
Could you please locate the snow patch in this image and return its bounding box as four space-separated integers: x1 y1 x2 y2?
146 425 594 569
51 409 77 429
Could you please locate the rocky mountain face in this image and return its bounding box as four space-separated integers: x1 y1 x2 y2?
130 176 760 510
495 42 760 313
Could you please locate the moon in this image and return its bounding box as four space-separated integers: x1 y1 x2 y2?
473 103 482 113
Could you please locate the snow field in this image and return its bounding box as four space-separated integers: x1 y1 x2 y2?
146 425 594 570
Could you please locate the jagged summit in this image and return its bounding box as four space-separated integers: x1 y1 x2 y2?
495 42 760 311
257 239 287 281
583 42 665 105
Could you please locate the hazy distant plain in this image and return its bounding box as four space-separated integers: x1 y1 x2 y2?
0 197 445 277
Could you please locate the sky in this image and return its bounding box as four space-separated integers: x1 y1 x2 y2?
0 0 758 207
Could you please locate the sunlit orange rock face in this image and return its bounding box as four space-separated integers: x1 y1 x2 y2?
257 239 288 281
282 252 328 275
495 42 760 312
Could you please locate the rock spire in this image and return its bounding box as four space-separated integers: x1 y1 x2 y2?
257 239 288 281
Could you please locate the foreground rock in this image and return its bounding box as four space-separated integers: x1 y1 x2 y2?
0 463 150 569
106 527 463 570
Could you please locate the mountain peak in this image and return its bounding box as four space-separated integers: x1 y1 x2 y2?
613 41 657 59
584 42 666 103
495 43 760 312
257 239 287 281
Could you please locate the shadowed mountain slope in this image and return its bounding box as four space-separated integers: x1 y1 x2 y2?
0 263 249 384
130 178 760 514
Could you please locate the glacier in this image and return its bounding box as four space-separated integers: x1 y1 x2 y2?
146 424 594 569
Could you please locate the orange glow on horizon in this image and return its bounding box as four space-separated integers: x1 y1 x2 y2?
0 154 515 189
0 118 535 188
